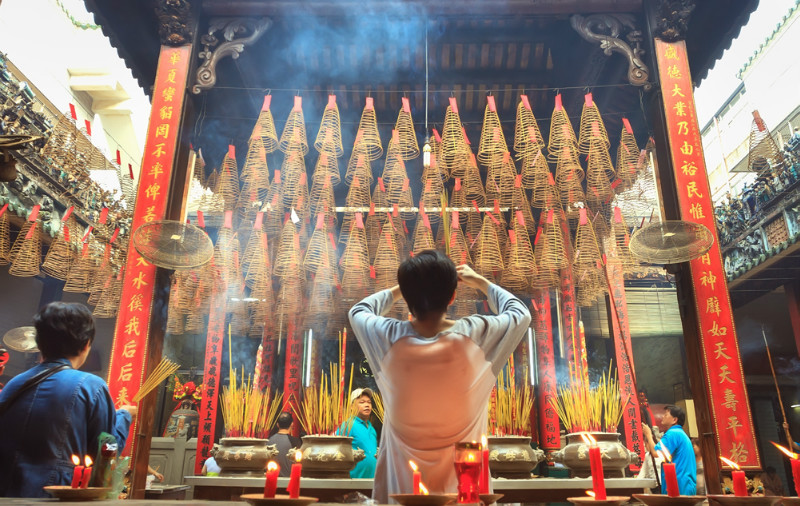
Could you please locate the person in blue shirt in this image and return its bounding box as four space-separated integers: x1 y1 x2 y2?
643 404 697 495
338 388 377 478
0 302 136 497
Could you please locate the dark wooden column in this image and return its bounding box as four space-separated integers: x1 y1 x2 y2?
784 281 800 358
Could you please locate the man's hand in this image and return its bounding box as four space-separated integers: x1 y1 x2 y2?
120 405 138 418
456 265 490 294
641 423 652 439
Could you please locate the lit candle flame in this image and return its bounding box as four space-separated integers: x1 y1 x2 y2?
294 450 302 463
771 441 799 460
419 483 429 495
586 491 596 498
71 455 80 466
84 455 93 467
481 435 487 448
658 447 672 463
409 460 418 472
267 461 278 472
720 456 740 470
467 452 476 462
580 433 597 446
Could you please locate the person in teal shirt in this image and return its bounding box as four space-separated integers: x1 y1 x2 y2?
643 405 697 495
338 388 377 478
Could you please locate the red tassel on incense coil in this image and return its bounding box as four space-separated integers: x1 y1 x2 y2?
254 95 279 153
279 96 309 155
547 94 578 162
478 96 509 166
473 215 504 276
314 94 344 158
615 120 640 189
394 99 420 160
440 97 471 176
449 178 468 227
514 95 546 160
577 93 610 155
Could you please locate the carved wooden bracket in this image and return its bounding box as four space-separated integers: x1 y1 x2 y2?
192 17 272 94
570 14 651 90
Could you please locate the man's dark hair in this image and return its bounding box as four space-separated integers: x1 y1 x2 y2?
397 250 458 321
664 404 686 426
276 411 293 429
33 302 95 359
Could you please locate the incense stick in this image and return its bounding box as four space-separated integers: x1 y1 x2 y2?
133 358 180 402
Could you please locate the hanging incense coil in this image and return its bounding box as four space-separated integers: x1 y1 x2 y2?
304 216 338 279
573 208 602 271
239 137 270 202
41 112 77 172
485 153 517 208
93 274 122 319
314 95 344 158
280 148 307 209
440 98 470 176
340 263 372 302
577 93 610 154
229 291 250 336
263 171 284 237
394 98 419 160
585 139 615 208
64 244 96 293
88 247 114 305
166 272 185 335
615 120 640 190
473 215 504 276
538 209 568 270
386 176 415 221
193 147 207 185
279 96 309 155
463 154 486 209
500 222 536 292
373 222 399 285
511 184 536 238
254 95 279 153
341 212 371 271
345 139 374 186
592 208 611 242
9 221 41 277
412 214 436 255
364 213 384 262
42 228 75 280
446 216 473 267
0 211 9 265
547 94 578 162
419 180 443 227
312 150 340 187
286 171 311 221
464 210 483 254
449 285 478 319
609 206 638 273
9 221 33 263
310 171 337 226
273 220 302 278
353 97 383 161
521 148 549 191
478 96 509 166
249 268 275 335
276 267 305 319
514 95 546 161
218 149 241 212
243 229 270 288
204 167 219 192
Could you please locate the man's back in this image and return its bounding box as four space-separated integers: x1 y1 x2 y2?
0 359 129 497
267 433 303 477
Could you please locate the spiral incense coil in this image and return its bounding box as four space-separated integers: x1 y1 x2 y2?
345 146 373 186
440 98 471 175
229 292 250 336
500 221 536 292
88 255 113 305
420 152 447 187
478 96 509 166
386 177 415 221
449 285 478 319
557 166 586 211
9 222 41 277
42 229 74 280
279 96 309 155
514 95 546 160
340 262 372 302
547 94 578 162
275 267 305 319
355 97 383 161
286 171 311 221
341 213 371 270
465 211 483 253
394 98 420 160
446 221 473 268
217 149 240 212
93 275 122 319
0 211 11 265
243 229 269 288
310 172 337 226
390 213 410 260
64 245 95 293
609 207 638 272
304 216 338 277
615 121 640 190
463 154 487 208
511 185 536 237
585 140 615 208
365 213 384 262
205 167 219 193
307 277 338 320
521 148 549 191
473 215 504 276
166 273 186 335
539 209 568 270
280 149 307 209
592 209 611 242
419 181 443 226
240 137 271 199
255 95 279 153
272 220 302 278
249 269 275 334
9 221 34 263
448 149 471 181
314 95 344 158
373 222 400 276
573 208 602 270
41 113 78 172
411 214 436 255
313 149 341 187
485 152 517 208
577 93 610 154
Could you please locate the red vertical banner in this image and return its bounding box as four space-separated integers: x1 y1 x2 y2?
606 260 643 471
655 38 760 469
283 319 302 436
258 336 276 392
195 289 226 474
533 290 559 451
106 45 191 457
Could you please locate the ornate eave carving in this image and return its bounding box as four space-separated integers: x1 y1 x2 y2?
192 17 272 94
156 0 195 47
655 0 695 42
570 14 651 90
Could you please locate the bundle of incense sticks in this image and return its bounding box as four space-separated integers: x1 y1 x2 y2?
133 358 181 402
550 362 625 433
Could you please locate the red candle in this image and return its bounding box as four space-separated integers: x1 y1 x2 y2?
79 456 93 488
287 450 302 498
263 461 279 498
791 459 800 496
69 455 83 489
663 462 680 497
732 470 747 497
454 452 481 503
582 434 606 500
409 460 421 495
480 435 490 494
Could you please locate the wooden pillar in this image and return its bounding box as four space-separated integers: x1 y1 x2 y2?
784 281 800 358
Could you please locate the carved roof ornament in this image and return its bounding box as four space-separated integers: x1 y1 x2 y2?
156 0 194 47
570 14 651 90
656 0 696 42
193 17 273 94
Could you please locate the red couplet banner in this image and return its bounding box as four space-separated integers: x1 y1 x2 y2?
283 320 302 436
533 290 560 451
605 260 643 471
655 38 760 469
106 45 191 458
195 289 226 474
258 336 276 392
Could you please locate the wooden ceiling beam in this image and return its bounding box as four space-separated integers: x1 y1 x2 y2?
203 0 642 17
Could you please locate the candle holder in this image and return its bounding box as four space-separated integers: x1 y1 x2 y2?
43 486 111 501
779 498 800 506
390 494 457 506
454 441 482 504
706 496 782 506
566 495 629 506
633 494 707 506
240 494 318 506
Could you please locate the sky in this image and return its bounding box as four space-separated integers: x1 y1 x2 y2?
694 0 799 124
